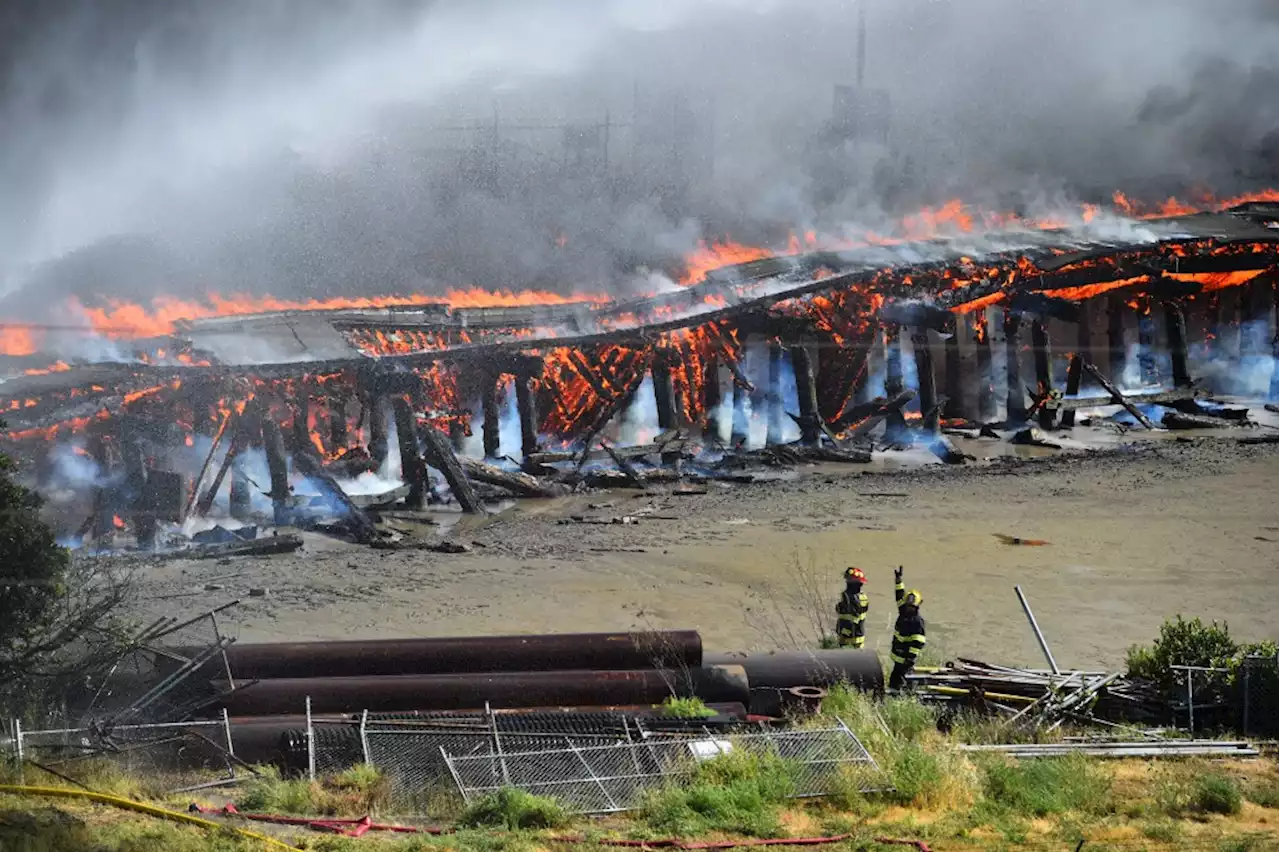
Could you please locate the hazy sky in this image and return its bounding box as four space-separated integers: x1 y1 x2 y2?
1 0 1275 309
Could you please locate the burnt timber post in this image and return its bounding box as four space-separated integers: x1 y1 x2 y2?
788 344 821 445
515 360 541 461
1061 301 1089 428
328 395 348 452
1163 301 1192 388
121 435 156 551
883 324 908 442
1107 294 1127 383
84 430 111 541
731 378 750 446
651 350 678 432
1137 301 1158 385
291 392 310 454
229 403 259 521
481 371 502 458
911 329 939 435
1030 319 1054 429
975 311 995 422
368 394 389 467
392 397 425 509
702 357 722 441
262 418 291 526
943 315 965 421
766 340 784 445
1003 309 1025 423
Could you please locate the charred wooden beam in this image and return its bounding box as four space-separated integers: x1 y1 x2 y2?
368 393 389 467
702 357 722 441
652 351 678 432
731 379 750 446
944 315 965 420
261 419 292 526
883 324 908 442
1004 310 1026 423
197 433 240 517
291 392 310 454
789 345 821 445
1056 386 1197 412
1163 301 1192 388
1030 320 1054 429
392 397 425 509
121 435 156 551
515 364 540 461
975 312 995 422
328 396 348 450
481 370 501 458
1107 294 1127 382
1160 410 1234 430
766 341 784 445
229 403 260 522
457 457 567 498
1137 302 1158 385
1080 361 1156 429
1061 302 1090 428
292 449 378 543
420 424 483 514
910 330 939 435
186 407 233 518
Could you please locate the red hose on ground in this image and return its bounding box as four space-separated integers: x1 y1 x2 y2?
189 803 931 849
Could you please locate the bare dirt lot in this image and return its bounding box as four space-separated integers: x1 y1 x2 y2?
127 438 1279 671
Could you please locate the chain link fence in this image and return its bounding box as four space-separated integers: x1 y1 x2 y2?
440 722 877 815
1172 657 1278 737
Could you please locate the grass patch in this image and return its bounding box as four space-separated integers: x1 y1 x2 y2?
1242 778 1278 809
880 696 936 743
236 765 318 815
659 696 716 719
640 749 796 838
1191 774 1243 816
457 788 570 831
978 754 1112 817
0 806 269 852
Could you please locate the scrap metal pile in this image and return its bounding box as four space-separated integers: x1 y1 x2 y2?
0 201 1276 546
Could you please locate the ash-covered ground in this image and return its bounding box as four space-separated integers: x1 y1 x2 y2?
122 436 1279 671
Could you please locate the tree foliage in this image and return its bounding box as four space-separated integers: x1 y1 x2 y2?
0 442 128 719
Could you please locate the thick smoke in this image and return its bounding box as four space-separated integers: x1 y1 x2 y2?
0 0 1275 314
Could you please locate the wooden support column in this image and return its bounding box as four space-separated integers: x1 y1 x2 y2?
731 380 750 446
290 392 311 455
943 315 965 421
368 394 389 467
392 397 425 509
121 436 155 551
261 418 291 526
481 371 501 458
229 404 259 521
515 363 541 461
1003 310 1025 423
975 311 994 422
702 357 722 442
1030 319 1054 429
883 324 908 442
328 395 348 451
853 334 875 406
789 345 821 445
766 341 784 445
651 351 678 432
421 426 482 514
911 329 939 435
1107 295 1127 385
1061 302 1090 428
1164 301 1192 388
1137 303 1158 385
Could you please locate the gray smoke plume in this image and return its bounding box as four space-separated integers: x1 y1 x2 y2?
0 0 1275 316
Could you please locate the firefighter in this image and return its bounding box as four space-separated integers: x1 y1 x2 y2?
835 567 869 649
889 565 927 690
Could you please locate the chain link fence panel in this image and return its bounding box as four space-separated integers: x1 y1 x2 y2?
440 723 877 815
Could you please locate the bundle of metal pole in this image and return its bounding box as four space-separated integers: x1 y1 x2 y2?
198 630 703 680
214 665 747 716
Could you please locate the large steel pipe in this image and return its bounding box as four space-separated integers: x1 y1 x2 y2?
214 665 747 716
704 650 884 716
187 630 702 680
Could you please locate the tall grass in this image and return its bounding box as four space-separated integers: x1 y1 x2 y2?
640 750 797 838
977 754 1113 818
457 788 570 830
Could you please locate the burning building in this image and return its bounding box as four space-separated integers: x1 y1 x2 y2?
0 193 1276 548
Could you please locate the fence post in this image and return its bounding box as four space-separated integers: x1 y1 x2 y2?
13 719 23 785
359 709 371 765
305 696 316 782
221 708 236 760
1242 658 1251 737
1186 670 1195 733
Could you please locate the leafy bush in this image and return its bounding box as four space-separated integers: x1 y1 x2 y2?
1126 616 1237 693
884 741 944 807
640 750 796 837
1243 778 1279 809
1190 774 1243 816
660 696 716 719
457 788 569 830
979 755 1112 817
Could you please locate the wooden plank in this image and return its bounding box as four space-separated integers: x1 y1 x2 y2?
1080 362 1156 429
458 457 568 498
420 426 484 514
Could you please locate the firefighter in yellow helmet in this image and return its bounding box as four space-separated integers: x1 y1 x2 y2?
889 565 927 690
835 567 869 648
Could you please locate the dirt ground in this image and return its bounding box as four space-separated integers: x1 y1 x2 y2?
124 436 1278 671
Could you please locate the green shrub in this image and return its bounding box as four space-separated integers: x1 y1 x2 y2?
237 764 319 815
640 750 796 838
885 741 944 807
880 695 936 743
1191 774 1243 816
1243 779 1279 809
659 696 716 719
1141 819 1182 842
979 755 1112 817
1125 616 1237 694
457 788 569 830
